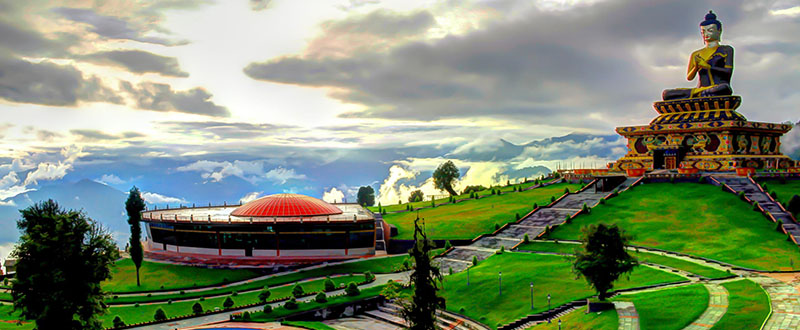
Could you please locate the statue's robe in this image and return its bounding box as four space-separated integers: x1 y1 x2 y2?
662 45 734 100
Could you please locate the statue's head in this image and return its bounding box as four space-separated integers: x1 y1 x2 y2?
700 11 722 44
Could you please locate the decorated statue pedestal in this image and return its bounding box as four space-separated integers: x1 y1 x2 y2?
611 95 797 173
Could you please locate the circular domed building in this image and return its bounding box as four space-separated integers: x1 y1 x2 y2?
141 193 381 265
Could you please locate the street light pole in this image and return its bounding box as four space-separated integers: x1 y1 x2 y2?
558 319 562 330
498 271 502 295
467 267 470 286
530 282 534 310
547 293 551 323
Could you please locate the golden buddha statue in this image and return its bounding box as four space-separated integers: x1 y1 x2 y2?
662 11 733 100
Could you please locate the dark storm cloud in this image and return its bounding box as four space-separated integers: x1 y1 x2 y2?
323 9 435 37
53 7 186 46
120 81 230 117
82 50 189 77
245 0 779 127
70 129 146 141
0 55 123 106
0 19 68 57
161 121 296 139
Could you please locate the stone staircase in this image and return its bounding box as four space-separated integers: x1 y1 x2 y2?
436 178 633 274
374 214 388 255
712 176 800 245
361 301 484 330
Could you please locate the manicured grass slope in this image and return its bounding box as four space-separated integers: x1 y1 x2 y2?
761 179 800 206
549 183 800 270
0 305 33 330
369 181 548 213
614 284 709 330
384 183 582 240
526 306 618 330
516 241 730 279
441 252 685 329
711 279 770 330
104 258 261 293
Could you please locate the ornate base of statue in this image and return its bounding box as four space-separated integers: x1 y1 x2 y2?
610 95 798 173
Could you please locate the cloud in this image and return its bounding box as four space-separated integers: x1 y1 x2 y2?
82 50 189 77
70 129 145 141
141 191 187 204
0 18 68 57
263 167 307 184
53 7 187 46
120 81 230 117
0 55 123 107
161 121 295 139
239 191 262 203
96 174 127 185
322 187 345 203
23 162 72 186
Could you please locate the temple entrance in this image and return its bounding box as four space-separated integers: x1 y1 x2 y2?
653 150 665 169
665 156 677 169
245 246 253 257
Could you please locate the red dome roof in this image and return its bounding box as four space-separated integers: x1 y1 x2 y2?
231 193 343 218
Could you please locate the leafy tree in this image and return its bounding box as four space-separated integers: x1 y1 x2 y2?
462 185 486 195
258 288 271 303
154 308 167 321
433 160 460 196
125 187 146 287
572 224 638 300
292 284 304 298
400 216 443 330
192 302 203 315
112 316 124 328
315 292 328 303
356 186 376 206
409 190 424 203
284 298 298 310
788 195 800 217
324 278 336 292
11 200 119 330
223 296 235 308
263 304 272 314
364 271 375 282
345 282 361 296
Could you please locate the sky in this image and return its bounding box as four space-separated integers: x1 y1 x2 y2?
0 0 799 258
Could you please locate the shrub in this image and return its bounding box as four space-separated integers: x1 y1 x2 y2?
472 256 478 266
232 290 238 296
459 307 466 313
364 271 375 282
263 304 273 314
192 302 203 315
315 292 328 303
494 222 500 230
565 215 572 224
770 191 778 200
345 282 361 296
292 284 304 298
134 303 139 307
444 240 452 249
200 296 205 301
523 233 530 243
449 267 453 275
544 225 551 235
323 278 336 292
533 203 538 209
223 296 234 308
179 290 185 295
496 246 504 254
284 298 299 310
599 198 606 205
788 195 800 217
698 176 706 183
738 191 746 200
154 308 167 321
515 212 520 220
550 196 556 203
112 316 124 328
564 187 570 194
582 203 590 213
243 311 251 321
258 288 271 302
753 201 760 211
776 220 784 232
167 299 172 304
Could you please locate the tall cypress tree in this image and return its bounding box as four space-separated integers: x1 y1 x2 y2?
400 216 443 330
126 187 146 286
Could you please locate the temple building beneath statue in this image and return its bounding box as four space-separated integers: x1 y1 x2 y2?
610 95 797 174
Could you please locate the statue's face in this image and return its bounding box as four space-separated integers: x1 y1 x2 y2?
701 24 721 44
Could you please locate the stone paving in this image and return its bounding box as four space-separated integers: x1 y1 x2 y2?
682 284 728 330
751 276 800 330
613 301 640 330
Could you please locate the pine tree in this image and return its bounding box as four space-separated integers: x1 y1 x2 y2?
126 187 146 287
400 216 443 330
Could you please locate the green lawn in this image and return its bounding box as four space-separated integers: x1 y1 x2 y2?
711 279 770 330
103 275 363 327
104 258 261 293
548 183 800 270
441 252 685 329
760 179 800 207
250 285 385 322
613 284 709 330
282 321 337 330
0 305 33 330
369 180 554 213
516 241 731 279
526 306 617 330
384 183 582 240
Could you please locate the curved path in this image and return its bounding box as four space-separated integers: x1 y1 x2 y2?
613 301 639 330
127 271 411 330
682 283 728 330
751 275 800 330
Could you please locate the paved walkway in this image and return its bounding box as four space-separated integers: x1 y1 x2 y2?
613 301 639 330
751 276 800 330
683 284 728 329
127 272 411 330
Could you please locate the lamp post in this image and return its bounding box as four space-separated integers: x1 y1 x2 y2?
467 267 470 286
498 271 502 295
547 293 551 323
530 282 534 310
558 319 562 330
